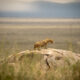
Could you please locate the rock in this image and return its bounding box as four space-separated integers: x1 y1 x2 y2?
1 48 80 69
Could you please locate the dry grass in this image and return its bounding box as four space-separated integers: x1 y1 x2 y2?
0 47 80 80
0 22 80 80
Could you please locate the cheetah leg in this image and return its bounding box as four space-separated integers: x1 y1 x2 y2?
38 47 41 50
44 44 47 49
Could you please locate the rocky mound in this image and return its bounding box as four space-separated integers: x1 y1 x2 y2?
1 48 80 69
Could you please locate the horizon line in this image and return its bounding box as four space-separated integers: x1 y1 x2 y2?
0 18 80 22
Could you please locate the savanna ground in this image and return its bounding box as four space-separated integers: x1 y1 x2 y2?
0 19 80 80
